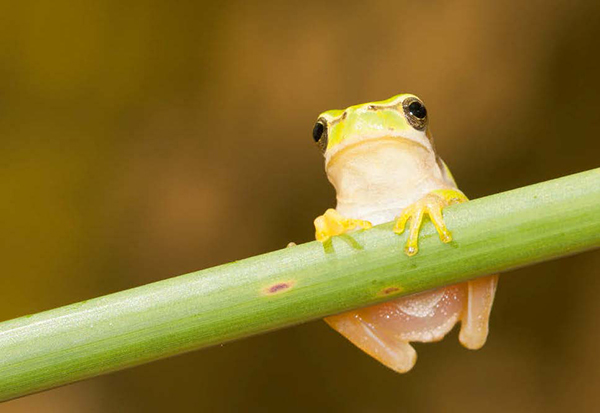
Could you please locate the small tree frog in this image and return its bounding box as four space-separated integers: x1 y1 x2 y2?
312 93 498 373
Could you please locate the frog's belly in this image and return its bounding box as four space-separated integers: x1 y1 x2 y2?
329 138 455 225
338 205 403 226
334 171 456 225
354 284 465 341
336 185 447 225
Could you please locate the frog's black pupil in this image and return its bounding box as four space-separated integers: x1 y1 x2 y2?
408 101 427 119
313 122 325 142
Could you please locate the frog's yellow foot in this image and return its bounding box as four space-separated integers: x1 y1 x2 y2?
393 189 468 256
314 208 372 242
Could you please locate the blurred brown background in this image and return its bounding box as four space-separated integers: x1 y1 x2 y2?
1 1 599 412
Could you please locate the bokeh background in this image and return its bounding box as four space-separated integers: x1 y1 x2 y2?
2 1 600 412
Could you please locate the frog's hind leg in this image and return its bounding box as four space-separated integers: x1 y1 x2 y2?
459 275 499 349
325 313 417 373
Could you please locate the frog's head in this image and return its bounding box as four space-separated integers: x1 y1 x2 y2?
312 93 434 168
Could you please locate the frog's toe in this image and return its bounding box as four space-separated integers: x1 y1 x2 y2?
392 204 412 235
426 200 453 244
400 206 425 256
393 201 428 256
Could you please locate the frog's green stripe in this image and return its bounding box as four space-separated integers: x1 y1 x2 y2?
0 168 599 401
320 94 415 149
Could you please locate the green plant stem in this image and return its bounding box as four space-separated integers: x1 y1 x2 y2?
1 168 600 401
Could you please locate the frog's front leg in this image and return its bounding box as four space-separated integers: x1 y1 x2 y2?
314 208 372 242
394 189 468 256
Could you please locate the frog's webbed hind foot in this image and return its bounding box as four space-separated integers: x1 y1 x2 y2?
394 189 468 256
314 208 372 242
325 313 417 373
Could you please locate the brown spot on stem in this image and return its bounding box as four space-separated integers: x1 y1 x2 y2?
379 286 402 296
263 281 295 295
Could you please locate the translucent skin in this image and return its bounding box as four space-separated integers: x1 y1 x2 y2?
325 276 498 373
314 94 498 373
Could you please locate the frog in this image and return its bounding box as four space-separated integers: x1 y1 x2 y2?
311 93 498 373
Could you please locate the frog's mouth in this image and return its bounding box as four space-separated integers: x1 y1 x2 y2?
325 135 431 169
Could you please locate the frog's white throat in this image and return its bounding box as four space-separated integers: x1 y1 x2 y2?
326 136 454 224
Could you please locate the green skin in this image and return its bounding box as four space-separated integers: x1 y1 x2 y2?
319 93 428 151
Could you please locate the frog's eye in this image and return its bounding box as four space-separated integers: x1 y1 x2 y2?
402 98 428 131
312 120 328 152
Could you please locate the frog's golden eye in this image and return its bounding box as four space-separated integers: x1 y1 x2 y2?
402 97 428 131
312 120 328 152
